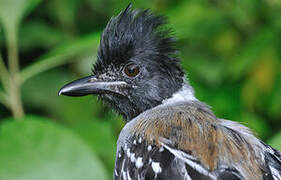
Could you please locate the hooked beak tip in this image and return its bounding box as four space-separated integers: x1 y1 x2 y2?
58 89 63 96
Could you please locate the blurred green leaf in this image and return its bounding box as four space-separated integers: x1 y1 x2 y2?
19 21 67 51
268 131 281 151
49 0 79 31
167 1 225 40
20 32 100 85
0 0 41 31
240 112 270 139
72 121 117 175
181 55 225 86
229 28 275 79
269 74 281 119
21 69 101 123
0 116 108 180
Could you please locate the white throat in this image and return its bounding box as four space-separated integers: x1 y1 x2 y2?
162 84 197 105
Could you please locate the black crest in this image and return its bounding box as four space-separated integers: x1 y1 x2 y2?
94 4 180 72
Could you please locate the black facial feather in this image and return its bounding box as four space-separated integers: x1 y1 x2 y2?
92 5 185 121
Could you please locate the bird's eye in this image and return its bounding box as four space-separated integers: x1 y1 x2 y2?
123 63 140 77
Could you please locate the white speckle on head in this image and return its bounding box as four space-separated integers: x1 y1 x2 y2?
159 147 164 152
138 137 142 143
115 169 118 176
162 84 196 105
147 145 152 151
133 140 136 144
135 157 143 168
130 153 136 162
127 148 131 158
152 162 162 174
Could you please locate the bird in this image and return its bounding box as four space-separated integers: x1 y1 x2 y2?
58 4 281 180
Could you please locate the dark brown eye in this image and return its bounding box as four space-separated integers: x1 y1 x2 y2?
123 63 140 77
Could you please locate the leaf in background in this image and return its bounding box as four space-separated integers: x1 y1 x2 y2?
0 116 108 180
220 0 259 33
167 1 225 40
49 0 80 32
241 50 278 110
21 67 121 174
72 120 117 175
181 55 225 87
249 49 277 92
19 21 67 51
211 30 239 57
268 74 281 119
20 32 100 85
228 28 274 79
0 0 41 31
240 112 270 139
21 69 103 123
241 80 258 110
267 131 281 151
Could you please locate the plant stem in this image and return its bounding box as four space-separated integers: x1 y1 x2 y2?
5 25 24 119
7 27 20 75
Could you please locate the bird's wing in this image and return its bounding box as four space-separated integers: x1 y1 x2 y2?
114 134 243 180
114 135 194 180
115 102 269 180
262 143 281 180
219 119 281 180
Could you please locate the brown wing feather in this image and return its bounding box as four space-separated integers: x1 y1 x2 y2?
131 102 264 179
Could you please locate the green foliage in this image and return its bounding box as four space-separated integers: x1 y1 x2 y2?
20 32 100 85
268 132 281 150
0 0 41 30
0 116 108 180
0 0 280 178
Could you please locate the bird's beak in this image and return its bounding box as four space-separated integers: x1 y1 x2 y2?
58 75 129 97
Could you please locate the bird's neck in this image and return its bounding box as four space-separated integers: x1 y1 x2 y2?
123 82 197 122
161 83 197 105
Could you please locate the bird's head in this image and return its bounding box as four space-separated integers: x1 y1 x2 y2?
59 5 189 121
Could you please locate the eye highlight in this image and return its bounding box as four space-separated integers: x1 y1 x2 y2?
123 63 140 77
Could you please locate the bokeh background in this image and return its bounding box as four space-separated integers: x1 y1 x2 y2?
0 0 281 179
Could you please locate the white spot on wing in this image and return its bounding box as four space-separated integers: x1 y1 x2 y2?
152 162 162 174
115 169 118 176
270 166 281 180
136 157 143 168
127 171 132 180
118 153 121 158
127 148 131 158
121 158 127 180
147 145 152 151
138 137 142 143
159 146 164 152
161 142 215 179
130 153 136 162
133 140 136 144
